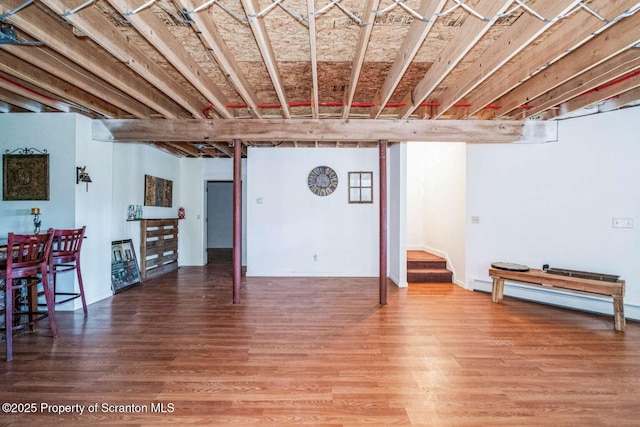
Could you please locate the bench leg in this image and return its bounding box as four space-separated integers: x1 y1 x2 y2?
491 278 504 303
613 297 625 332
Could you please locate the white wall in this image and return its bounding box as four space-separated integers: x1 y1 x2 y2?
74 115 114 307
388 143 407 287
0 113 114 309
247 147 379 276
179 157 247 266
407 142 467 286
467 107 640 319
0 114 76 234
111 143 181 265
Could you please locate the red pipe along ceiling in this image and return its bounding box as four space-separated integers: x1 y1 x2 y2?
203 68 640 117
0 74 62 110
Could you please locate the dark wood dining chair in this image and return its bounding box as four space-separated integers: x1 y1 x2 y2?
1 231 57 362
47 226 87 315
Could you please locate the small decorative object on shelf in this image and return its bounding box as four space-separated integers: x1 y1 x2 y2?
135 205 143 219
178 207 185 219
127 204 136 220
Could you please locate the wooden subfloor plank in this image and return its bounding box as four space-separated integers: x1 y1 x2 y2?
0 265 639 426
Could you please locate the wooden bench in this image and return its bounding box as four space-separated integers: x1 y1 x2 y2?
488 268 626 331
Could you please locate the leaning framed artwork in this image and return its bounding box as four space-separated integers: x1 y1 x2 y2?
111 239 142 293
144 174 173 207
2 149 50 201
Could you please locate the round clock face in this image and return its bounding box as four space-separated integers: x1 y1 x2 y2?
308 166 338 196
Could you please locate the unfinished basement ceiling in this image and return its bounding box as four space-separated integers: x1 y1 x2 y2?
0 0 639 157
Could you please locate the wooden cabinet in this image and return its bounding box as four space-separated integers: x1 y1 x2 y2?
140 218 178 280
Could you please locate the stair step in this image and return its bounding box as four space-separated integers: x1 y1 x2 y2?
407 259 447 270
407 268 453 283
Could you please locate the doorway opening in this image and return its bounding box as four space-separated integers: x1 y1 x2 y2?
206 181 233 265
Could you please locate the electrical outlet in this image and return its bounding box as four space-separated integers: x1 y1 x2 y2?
612 218 633 228
471 216 480 224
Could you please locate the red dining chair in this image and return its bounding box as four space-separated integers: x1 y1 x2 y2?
0 231 57 362
47 227 87 315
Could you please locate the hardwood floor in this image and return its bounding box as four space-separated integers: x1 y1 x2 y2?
1 263 639 426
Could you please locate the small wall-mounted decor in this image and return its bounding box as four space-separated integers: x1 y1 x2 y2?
144 174 172 207
76 166 92 191
308 165 338 196
2 148 49 201
348 171 373 204
111 239 142 294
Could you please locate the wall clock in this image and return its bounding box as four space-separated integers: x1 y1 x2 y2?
308 166 338 196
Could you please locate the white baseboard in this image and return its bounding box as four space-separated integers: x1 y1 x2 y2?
389 272 408 288
473 278 640 321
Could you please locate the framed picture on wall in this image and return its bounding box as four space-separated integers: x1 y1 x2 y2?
144 174 172 207
2 152 49 201
111 239 142 293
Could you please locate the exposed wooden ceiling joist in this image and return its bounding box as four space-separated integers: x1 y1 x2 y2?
342 0 379 119
495 8 640 118
396 0 514 119
1 45 153 118
463 0 640 118
434 0 583 119
105 0 234 119
597 86 640 112
176 0 263 118
240 0 290 118
559 69 640 115
517 49 640 119
0 50 118 117
369 0 446 119
0 71 71 112
0 0 186 118
0 86 44 112
0 0 637 156
92 118 558 144
40 0 206 118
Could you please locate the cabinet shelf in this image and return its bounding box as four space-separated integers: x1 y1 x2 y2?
139 218 178 280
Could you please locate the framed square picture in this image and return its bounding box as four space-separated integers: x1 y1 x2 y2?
111 239 142 293
2 153 49 201
144 174 173 207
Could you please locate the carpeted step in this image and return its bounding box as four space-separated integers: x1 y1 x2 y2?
407 268 453 283
407 259 447 270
